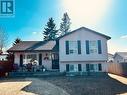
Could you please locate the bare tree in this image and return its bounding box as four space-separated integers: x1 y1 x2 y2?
0 27 8 53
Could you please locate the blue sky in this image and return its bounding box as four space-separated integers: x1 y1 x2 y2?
0 0 127 53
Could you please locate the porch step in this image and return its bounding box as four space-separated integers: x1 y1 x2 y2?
9 71 65 77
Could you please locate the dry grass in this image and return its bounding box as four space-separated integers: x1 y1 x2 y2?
40 75 127 95
0 74 127 95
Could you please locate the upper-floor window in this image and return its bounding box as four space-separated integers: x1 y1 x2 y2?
66 40 81 55
69 41 78 54
86 40 102 54
89 41 98 54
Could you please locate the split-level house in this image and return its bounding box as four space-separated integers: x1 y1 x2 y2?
8 27 111 73
113 52 127 63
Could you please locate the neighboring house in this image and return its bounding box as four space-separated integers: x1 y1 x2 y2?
113 52 127 63
8 27 111 73
108 53 114 62
0 54 8 61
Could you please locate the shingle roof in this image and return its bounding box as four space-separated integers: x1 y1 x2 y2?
114 52 127 58
8 41 56 52
57 27 111 40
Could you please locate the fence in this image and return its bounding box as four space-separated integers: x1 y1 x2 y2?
0 54 14 77
108 62 127 77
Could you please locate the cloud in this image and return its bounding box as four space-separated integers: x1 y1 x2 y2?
32 31 42 35
32 32 37 35
120 35 127 39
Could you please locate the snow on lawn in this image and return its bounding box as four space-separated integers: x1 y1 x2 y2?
108 73 127 85
0 80 36 95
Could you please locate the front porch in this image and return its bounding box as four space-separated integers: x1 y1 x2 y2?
13 52 59 72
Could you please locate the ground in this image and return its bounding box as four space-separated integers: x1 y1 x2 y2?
0 74 127 95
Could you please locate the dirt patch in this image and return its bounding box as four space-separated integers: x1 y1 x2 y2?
24 78 70 95
39 76 127 95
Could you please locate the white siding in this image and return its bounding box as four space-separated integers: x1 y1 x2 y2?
114 54 124 63
14 53 20 65
59 28 108 62
59 61 107 72
14 52 52 70
59 28 109 72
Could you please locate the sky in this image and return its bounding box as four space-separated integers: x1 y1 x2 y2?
0 0 127 54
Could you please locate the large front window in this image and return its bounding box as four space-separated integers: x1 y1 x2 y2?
69 41 78 54
23 54 38 65
89 41 98 54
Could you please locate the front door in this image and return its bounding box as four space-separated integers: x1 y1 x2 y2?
52 53 59 69
20 54 23 67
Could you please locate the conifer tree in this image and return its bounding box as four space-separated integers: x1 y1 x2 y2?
43 18 58 40
13 38 21 46
60 13 71 35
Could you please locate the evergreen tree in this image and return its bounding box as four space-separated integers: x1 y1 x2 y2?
60 12 71 35
43 18 58 41
13 38 21 46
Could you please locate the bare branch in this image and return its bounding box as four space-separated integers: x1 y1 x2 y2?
0 27 8 52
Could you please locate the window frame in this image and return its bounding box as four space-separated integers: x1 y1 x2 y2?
69 41 78 54
89 40 98 54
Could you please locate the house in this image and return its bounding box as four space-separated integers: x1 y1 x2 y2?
113 52 127 63
8 41 59 70
8 27 111 74
108 53 114 62
0 54 8 61
58 27 111 73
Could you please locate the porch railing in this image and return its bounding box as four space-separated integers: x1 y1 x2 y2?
13 64 46 72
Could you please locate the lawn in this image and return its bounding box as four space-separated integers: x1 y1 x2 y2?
0 74 127 95
37 76 127 95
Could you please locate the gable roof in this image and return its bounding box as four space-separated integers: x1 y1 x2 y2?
57 27 111 40
8 41 56 52
114 52 127 58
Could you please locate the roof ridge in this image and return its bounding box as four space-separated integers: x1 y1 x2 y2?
57 27 111 40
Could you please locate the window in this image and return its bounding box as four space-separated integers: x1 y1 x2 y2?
27 54 37 60
89 41 98 54
86 64 98 72
66 64 78 72
69 64 74 71
89 64 94 71
27 54 37 63
69 41 78 54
